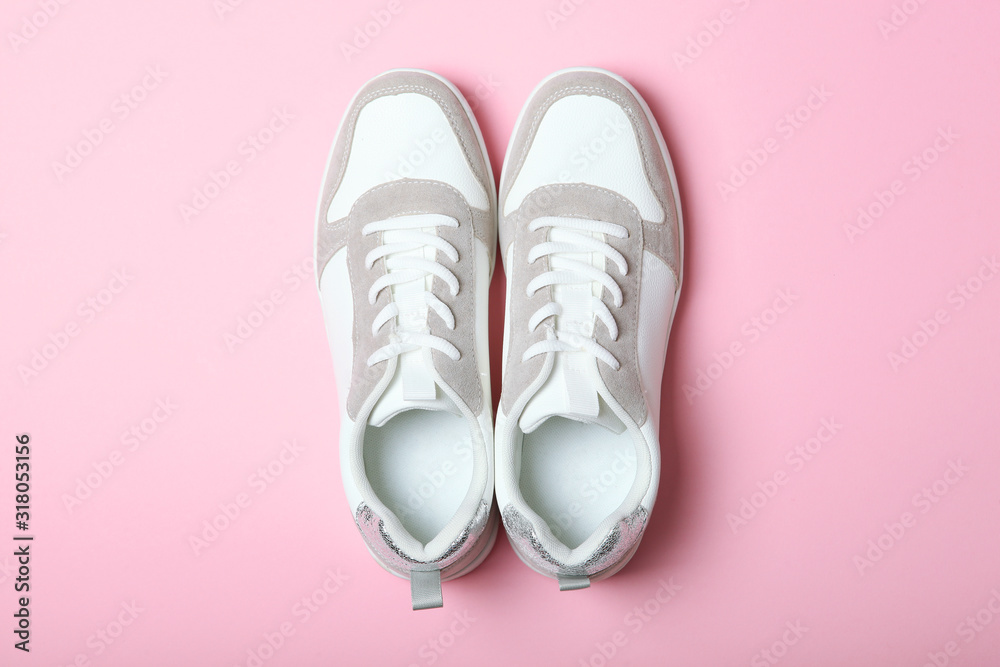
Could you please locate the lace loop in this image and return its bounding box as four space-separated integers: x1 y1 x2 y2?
522 216 628 369
362 213 461 367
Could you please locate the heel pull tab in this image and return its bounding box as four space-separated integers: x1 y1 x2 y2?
558 574 591 591
411 570 443 610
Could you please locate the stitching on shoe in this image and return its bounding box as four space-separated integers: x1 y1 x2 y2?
529 182 643 223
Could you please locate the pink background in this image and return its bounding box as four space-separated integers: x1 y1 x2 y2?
2 0 1000 665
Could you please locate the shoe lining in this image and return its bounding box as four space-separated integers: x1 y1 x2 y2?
363 409 474 545
518 417 636 549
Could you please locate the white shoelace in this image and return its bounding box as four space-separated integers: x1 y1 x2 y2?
521 216 629 370
363 213 461 367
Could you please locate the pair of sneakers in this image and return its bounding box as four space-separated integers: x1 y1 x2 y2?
315 67 683 610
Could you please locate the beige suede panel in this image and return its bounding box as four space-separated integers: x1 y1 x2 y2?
344 179 485 419
344 189 392 420
424 186 484 416
498 189 552 417
499 183 651 424
641 218 679 277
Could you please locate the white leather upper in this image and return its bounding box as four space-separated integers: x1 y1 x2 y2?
503 94 664 222
326 93 489 222
320 247 353 414
636 250 676 428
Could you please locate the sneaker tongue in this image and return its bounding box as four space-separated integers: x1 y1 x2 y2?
368 351 460 427
518 354 626 435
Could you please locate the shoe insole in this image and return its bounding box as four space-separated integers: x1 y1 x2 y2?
518 417 636 549
363 409 474 545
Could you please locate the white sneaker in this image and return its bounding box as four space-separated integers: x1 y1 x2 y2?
315 69 498 609
495 68 683 590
